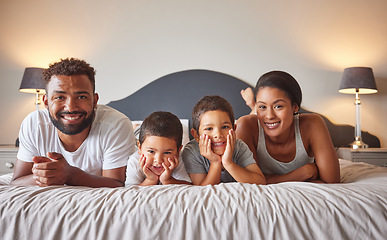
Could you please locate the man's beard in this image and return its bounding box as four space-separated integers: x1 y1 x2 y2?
49 109 95 135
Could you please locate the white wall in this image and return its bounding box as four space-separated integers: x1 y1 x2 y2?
1 0 387 147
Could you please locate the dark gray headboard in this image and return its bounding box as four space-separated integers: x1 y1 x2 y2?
299 108 380 148
107 69 251 121
107 69 380 148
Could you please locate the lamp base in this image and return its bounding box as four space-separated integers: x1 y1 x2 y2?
350 136 368 150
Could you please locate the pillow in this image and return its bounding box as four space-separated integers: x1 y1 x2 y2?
132 119 190 148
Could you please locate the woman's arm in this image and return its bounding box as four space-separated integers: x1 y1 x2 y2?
264 163 318 184
303 114 340 183
235 115 260 163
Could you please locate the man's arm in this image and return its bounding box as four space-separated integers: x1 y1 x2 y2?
12 152 126 187
68 166 126 187
11 159 36 186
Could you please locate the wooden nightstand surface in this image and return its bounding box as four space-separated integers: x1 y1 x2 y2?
0 146 18 175
336 147 387 167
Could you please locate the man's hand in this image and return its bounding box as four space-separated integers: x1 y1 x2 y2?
139 154 159 184
32 152 72 187
159 156 178 184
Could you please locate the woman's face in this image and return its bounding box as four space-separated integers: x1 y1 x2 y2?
255 87 299 138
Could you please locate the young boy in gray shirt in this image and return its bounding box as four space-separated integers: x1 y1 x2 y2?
181 96 266 186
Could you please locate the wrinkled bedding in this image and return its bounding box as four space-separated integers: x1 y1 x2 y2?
1 159 386 240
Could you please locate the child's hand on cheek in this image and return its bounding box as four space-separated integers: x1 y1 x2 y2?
160 156 178 184
139 154 159 183
199 134 221 164
221 129 236 167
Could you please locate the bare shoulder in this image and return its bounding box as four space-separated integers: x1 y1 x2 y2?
299 113 331 142
236 114 259 160
299 113 326 128
237 114 258 125
236 114 259 131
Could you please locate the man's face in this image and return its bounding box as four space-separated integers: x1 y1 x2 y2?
43 74 98 135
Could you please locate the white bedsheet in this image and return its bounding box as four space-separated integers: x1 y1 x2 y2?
1 159 386 240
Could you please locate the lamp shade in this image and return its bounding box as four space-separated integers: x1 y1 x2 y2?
339 67 378 94
19 67 46 94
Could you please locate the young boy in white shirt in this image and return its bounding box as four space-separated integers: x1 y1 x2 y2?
125 111 191 186
181 95 266 186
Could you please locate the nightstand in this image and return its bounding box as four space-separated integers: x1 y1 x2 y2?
336 147 387 167
0 146 18 175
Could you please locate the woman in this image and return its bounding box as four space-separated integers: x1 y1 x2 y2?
236 71 340 184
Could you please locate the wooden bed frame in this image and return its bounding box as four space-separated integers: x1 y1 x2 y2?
108 69 380 148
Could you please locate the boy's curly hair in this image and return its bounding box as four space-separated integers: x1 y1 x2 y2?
43 58 96 92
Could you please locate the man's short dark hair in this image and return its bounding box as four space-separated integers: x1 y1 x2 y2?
139 111 183 148
43 58 96 92
192 95 235 132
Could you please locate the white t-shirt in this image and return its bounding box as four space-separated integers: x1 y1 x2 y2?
125 151 192 186
17 105 136 176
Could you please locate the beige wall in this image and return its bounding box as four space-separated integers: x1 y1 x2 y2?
1 0 387 147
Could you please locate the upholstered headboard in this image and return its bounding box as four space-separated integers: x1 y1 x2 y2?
107 69 380 148
107 69 251 121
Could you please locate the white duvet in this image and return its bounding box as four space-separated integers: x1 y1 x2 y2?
1 159 386 240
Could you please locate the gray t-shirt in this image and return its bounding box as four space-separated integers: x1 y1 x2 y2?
181 139 256 182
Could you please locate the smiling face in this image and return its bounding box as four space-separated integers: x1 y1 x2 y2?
255 87 299 138
138 136 181 176
43 74 98 136
194 110 233 156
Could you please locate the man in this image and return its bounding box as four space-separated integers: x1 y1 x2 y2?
11 58 135 187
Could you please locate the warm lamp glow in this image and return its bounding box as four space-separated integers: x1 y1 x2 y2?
338 67 378 149
19 88 46 94
19 67 46 94
19 67 46 110
339 67 378 95
339 88 377 94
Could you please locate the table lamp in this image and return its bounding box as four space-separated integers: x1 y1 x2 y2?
339 67 378 149
19 68 46 110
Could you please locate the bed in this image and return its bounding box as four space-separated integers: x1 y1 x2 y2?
1 69 386 239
